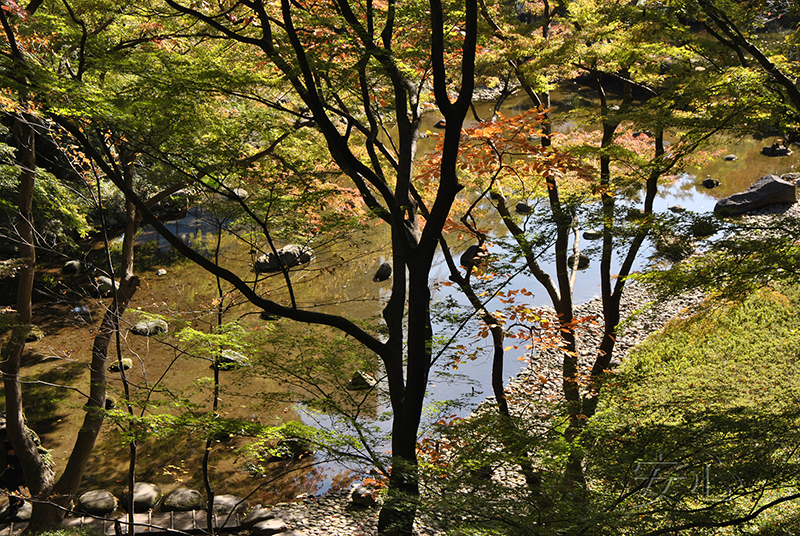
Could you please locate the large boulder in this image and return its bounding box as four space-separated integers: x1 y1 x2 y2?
120 482 162 513
76 489 117 516
714 175 796 216
255 245 315 273
162 487 204 512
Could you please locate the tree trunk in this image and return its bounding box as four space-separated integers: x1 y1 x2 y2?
27 153 140 530
378 262 432 536
0 115 55 502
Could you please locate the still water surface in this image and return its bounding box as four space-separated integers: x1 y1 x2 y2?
22 114 800 503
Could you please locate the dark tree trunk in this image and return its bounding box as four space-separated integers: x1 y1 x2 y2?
0 116 55 502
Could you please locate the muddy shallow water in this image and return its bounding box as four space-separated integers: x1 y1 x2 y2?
11 224 399 504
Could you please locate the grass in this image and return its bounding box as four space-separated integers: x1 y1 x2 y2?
30 530 103 536
585 285 800 534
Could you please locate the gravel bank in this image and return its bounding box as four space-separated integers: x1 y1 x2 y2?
246 281 707 535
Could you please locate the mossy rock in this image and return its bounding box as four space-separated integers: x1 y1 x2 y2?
162 487 204 512
25 325 44 342
347 370 378 391
131 319 168 336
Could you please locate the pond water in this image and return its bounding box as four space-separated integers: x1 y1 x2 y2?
18 104 800 505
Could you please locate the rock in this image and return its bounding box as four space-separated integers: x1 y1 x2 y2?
582 230 603 240
515 202 532 214
62 260 82 274
260 311 280 321
131 319 168 336
668 205 686 213
723 154 738 161
105 396 117 410
761 143 793 157
251 519 290 536
120 482 162 513
347 370 378 391
162 487 204 512
156 268 167 276
701 178 720 189
373 262 391 282
76 489 117 516
433 119 446 129
215 349 250 371
0 498 31 521
782 172 800 183
270 438 314 461
108 358 132 372
243 507 277 527
460 244 487 269
96 276 118 294
11 499 31 521
255 245 315 273
232 188 249 200
714 174 797 216
567 253 590 270
25 325 44 342
351 485 378 507
212 494 249 516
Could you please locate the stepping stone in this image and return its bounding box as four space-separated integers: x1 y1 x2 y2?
76 489 117 516
120 482 162 513
213 494 249 516
162 487 204 512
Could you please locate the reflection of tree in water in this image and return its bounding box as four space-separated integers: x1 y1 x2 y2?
254 462 357 505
